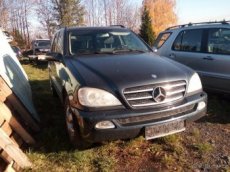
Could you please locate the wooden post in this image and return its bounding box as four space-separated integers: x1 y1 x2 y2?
0 103 35 144
0 77 11 102
4 161 15 172
0 77 40 132
0 128 32 168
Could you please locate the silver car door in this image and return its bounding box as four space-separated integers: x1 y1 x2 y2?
200 28 230 92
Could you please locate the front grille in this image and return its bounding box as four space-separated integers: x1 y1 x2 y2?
123 80 186 107
116 104 195 126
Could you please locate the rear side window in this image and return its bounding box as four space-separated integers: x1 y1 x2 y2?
207 28 230 55
52 31 64 54
172 29 203 52
51 32 59 52
154 32 171 48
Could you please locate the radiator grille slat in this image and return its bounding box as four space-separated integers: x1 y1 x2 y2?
124 80 186 107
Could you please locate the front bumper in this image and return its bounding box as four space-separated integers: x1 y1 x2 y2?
28 54 47 61
72 92 207 143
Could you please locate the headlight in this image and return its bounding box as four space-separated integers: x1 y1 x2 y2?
78 87 122 107
187 73 202 94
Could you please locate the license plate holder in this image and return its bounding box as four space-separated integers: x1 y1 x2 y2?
145 120 185 140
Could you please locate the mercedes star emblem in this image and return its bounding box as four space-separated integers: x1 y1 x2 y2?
152 87 166 102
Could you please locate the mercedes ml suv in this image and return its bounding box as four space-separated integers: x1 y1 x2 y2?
48 26 207 149
153 20 230 94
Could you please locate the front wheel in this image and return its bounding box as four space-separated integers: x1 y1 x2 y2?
64 97 91 150
49 79 58 97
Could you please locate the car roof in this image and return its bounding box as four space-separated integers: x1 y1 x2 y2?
33 39 50 41
164 20 230 32
65 26 130 32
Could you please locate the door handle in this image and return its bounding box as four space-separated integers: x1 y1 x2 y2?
169 53 176 58
203 56 214 60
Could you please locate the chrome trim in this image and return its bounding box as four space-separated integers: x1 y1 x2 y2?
124 80 186 107
124 88 153 94
127 95 152 101
166 88 186 96
131 95 183 107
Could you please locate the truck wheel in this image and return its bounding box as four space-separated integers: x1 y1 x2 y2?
64 97 91 150
49 80 58 97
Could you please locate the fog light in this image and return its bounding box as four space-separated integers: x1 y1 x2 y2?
95 121 115 129
197 101 206 110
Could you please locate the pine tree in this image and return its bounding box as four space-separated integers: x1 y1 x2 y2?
52 0 85 27
139 6 155 46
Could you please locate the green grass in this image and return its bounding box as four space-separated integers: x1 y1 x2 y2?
22 64 115 171
193 142 213 155
21 64 230 171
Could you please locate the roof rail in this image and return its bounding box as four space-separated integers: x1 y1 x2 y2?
110 25 125 28
166 20 230 30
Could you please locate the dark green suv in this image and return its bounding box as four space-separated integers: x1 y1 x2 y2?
48 26 207 149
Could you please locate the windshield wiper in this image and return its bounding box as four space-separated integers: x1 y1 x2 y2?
112 48 147 54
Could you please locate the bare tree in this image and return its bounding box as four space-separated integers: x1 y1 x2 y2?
36 0 55 39
0 0 9 29
83 0 141 32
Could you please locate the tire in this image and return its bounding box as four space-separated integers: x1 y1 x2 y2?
50 81 58 97
64 97 91 150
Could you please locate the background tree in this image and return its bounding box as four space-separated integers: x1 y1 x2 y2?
143 0 177 35
0 0 9 29
36 0 56 39
52 0 85 27
11 29 26 47
139 6 155 46
83 0 141 32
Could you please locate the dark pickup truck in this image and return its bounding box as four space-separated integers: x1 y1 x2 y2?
28 39 51 63
48 26 207 149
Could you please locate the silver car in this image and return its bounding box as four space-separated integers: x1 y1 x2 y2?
153 21 230 93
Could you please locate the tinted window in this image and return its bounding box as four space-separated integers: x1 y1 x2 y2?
52 31 63 54
69 30 150 55
207 28 230 55
172 32 183 51
37 41 51 47
172 29 202 52
154 32 171 48
56 31 63 54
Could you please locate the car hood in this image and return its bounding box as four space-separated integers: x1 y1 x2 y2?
67 53 192 92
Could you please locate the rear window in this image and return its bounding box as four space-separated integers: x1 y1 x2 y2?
207 28 230 55
154 32 171 48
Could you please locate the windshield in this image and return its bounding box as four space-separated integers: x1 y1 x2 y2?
69 30 150 55
35 40 51 47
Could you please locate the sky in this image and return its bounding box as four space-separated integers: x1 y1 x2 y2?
176 0 230 24
135 0 230 24
30 0 230 37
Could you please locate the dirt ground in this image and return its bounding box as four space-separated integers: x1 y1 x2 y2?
115 94 230 172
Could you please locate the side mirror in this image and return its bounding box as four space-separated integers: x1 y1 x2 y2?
152 47 158 53
46 52 63 62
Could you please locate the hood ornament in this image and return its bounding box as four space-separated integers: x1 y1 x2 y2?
151 74 157 79
152 87 166 103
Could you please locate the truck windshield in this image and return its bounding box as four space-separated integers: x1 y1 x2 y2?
36 41 51 47
69 30 150 55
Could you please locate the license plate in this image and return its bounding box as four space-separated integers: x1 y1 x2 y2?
145 120 185 140
38 55 46 60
